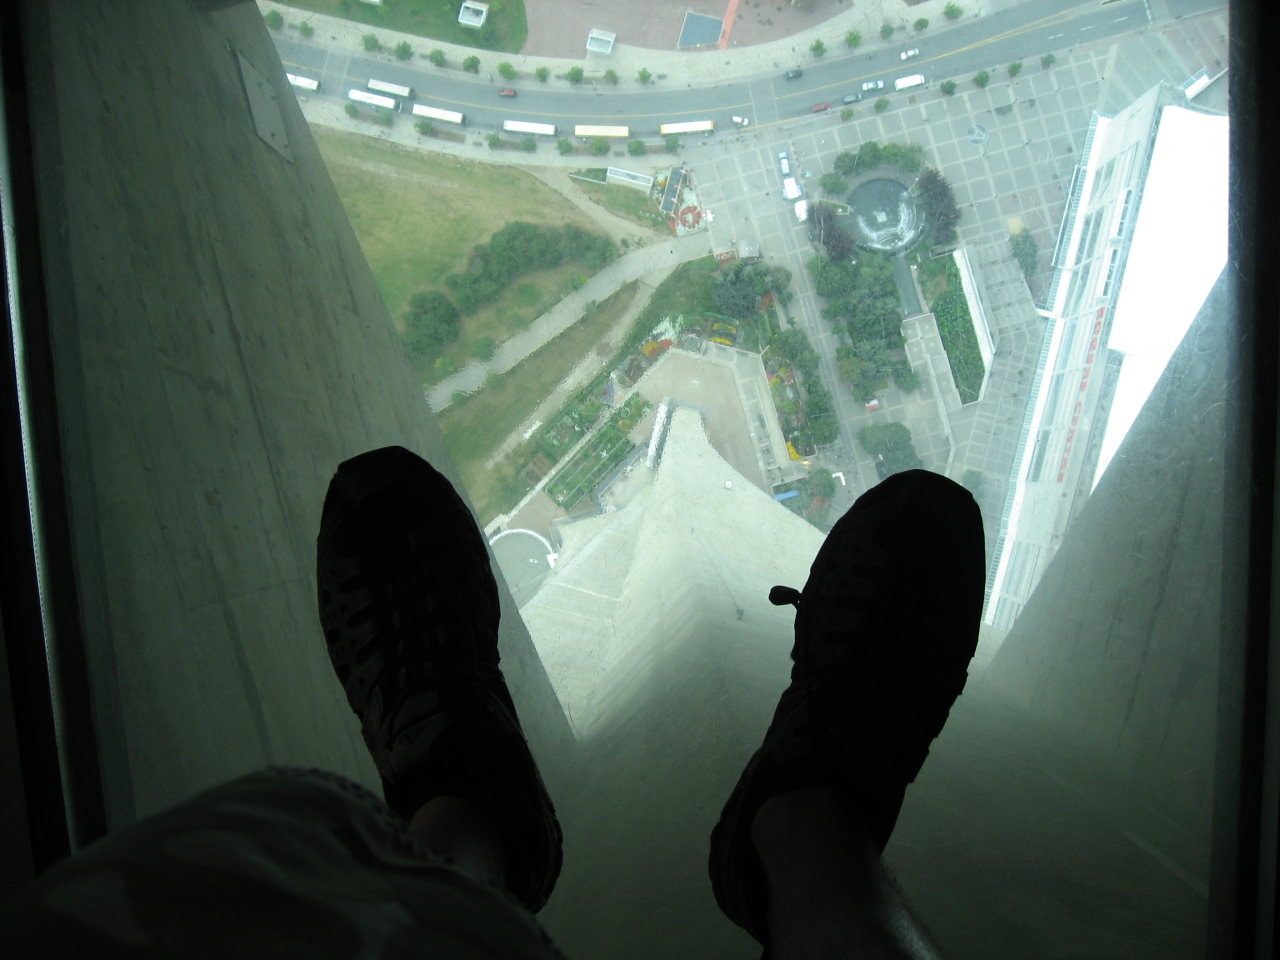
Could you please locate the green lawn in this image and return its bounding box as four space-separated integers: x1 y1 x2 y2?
277 0 527 52
313 126 602 346
631 256 718 347
923 258 985 403
572 179 669 233
436 282 639 521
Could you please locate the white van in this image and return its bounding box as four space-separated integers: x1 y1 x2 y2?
894 74 926 91
783 177 802 200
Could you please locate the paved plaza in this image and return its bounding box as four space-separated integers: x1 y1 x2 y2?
688 9 1228 541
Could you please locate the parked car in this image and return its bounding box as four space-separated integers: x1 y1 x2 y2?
861 79 885 91
841 92 863 104
811 102 829 112
900 48 920 60
497 88 516 97
732 115 750 127
783 69 804 80
779 151 790 175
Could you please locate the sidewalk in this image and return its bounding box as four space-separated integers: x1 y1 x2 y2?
260 0 1030 92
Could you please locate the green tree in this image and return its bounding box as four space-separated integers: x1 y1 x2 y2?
299 21 314 38
471 337 496 361
486 132 502 150
520 137 537 152
858 422 924 476
840 108 854 121
892 362 920 392
874 97 890 114
914 17 929 31
497 61 517 80
429 49 446 68
415 120 433 136
666 135 680 153
917 167 960 242
637 67 652 84
402 292 461 366
556 138 573 155
395 41 413 61
845 30 862 49
434 356 457 376
344 102 359 118
1010 229 1039 280
565 66 584 85
628 139 646 156
820 172 848 195
463 56 481 73
535 66 550 82
362 33 380 52
376 107 394 126
590 137 610 156
1008 61 1023 78
264 10 283 30
941 80 957 96
604 68 619 85
808 405 840 446
881 22 895 40
944 2 963 18
973 69 991 88
832 150 858 176
811 38 826 57
809 466 836 501
1041 53 1057 70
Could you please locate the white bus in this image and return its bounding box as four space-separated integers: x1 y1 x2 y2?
347 89 401 111
503 120 558 136
574 125 631 138
893 74 926 91
659 120 715 135
286 73 320 92
368 79 415 99
412 104 466 125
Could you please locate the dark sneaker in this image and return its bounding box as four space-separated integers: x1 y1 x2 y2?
708 469 985 944
316 446 562 912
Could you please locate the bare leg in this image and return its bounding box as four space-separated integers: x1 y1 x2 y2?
751 788 942 960
408 796 508 890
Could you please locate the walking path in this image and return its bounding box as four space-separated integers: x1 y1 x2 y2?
425 231 712 410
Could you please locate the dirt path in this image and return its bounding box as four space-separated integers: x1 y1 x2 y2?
517 165 663 248
484 263 678 470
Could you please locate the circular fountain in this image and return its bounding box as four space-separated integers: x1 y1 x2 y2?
846 178 926 254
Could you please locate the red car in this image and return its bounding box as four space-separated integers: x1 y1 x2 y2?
812 102 829 112
498 88 516 97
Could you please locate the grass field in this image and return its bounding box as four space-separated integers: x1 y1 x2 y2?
313 127 604 361
437 283 640 521
571 179 669 234
276 0 527 52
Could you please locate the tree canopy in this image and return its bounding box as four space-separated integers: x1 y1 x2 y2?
916 168 960 243
402 292 460 366
713 261 792 319
858 422 924 476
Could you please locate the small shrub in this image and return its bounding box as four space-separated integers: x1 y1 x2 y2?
429 49 446 68
471 337 496 361
973 70 991 88
463 56 481 73
840 107 853 121
665 135 680 153
1011 229 1039 280
362 33 380 52
536 66 550 82
395 41 412 61
1008 61 1023 78
556 138 573 155
434 356 457 375
521 137 537 152
298 21 314 38
264 10 283 30
944 2 963 19
914 17 929 31
941 80 957 96
845 30 862 49
376 107 394 126
343 102 359 118
1041 53 1057 70
628 139 646 156
486 132 502 150
498 62 517 80
874 97 890 113
881 22 895 40
604 68 619 85
820 172 848 195
637 67 652 84
565 66 584 85
811 39 826 57
590 137 609 156
415 120 433 136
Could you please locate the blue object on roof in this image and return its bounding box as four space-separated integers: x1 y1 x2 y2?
773 490 800 502
678 12 723 48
